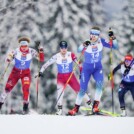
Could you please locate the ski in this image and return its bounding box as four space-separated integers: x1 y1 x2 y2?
80 107 121 117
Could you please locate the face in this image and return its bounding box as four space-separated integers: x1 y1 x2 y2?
90 29 100 43
20 45 29 52
90 34 99 43
124 60 131 66
60 47 67 55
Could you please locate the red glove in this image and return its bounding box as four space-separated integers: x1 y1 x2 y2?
39 47 44 62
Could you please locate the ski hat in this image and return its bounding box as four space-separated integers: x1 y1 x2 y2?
124 54 133 61
59 41 68 48
18 37 30 46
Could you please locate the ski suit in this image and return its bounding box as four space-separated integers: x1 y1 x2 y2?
0 47 44 104
76 38 118 105
113 60 134 109
40 51 90 106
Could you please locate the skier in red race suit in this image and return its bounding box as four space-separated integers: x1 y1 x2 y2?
0 37 44 114
38 41 92 115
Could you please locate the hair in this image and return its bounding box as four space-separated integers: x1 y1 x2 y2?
18 37 30 43
91 26 101 31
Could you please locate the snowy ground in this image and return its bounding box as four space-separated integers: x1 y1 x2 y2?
0 114 133 134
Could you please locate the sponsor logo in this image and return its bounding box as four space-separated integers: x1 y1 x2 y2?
21 55 26 60
62 59 67 63
92 45 98 51
24 77 29 81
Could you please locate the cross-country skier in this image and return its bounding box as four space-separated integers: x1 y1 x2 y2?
37 41 92 115
0 37 44 114
68 26 118 115
109 54 134 116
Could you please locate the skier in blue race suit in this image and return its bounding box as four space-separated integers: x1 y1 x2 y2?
111 54 134 116
68 26 118 115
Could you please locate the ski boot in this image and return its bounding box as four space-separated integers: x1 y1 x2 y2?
0 102 3 112
56 105 62 115
120 107 127 117
22 103 29 115
92 100 100 114
86 100 93 109
68 104 80 116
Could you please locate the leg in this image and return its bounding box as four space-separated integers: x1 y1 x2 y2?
68 74 91 103
0 69 19 108
75 69 91 105
56 74 66 115
118 84 128 109
118 84 128 116
92 67 103 113
68 68 91 115
21 73 31 113
129 86 134 101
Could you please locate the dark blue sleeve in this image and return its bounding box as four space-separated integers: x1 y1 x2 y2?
113 63 121 75
101 38 118 50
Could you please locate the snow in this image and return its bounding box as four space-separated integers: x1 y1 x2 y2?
0 115 133 134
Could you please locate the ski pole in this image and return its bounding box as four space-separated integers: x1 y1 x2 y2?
109 27 114 114
35 41 41 111
0 62 10 83
53 47 86 112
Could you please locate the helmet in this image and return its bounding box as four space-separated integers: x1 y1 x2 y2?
59 41 68 48
124 54 133 61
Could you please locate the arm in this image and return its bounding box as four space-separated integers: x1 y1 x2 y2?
101 38 118 50
77 40 90 53
108 62 122 80
31 48 44 62
5 50 15 63
40 54 57 73
71 52 82 73
113 63 122 75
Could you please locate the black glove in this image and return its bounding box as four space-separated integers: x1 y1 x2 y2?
38 72 44 77
35 41 40 46
83 40 91 47
109 30 114 37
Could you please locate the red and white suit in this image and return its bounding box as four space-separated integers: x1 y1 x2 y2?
40 51 89 106
0 47 44 104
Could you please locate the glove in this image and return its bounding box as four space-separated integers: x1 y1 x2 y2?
35 72 44 78
38 46 44 62
6 53 14 62
109 30 114 37
83 40 91 47
38 72 44 77
38 46 44 52
108 29 116 40
108 73 113 80
35 41 40 46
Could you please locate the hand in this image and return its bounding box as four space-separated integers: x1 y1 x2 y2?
38 46 44 52
108 29 116 40
83 40 91 47
35 41 40 46
6 53 14 62
108 73 113 80
35 72 44 78
38 72 44 77
109 30 114 37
